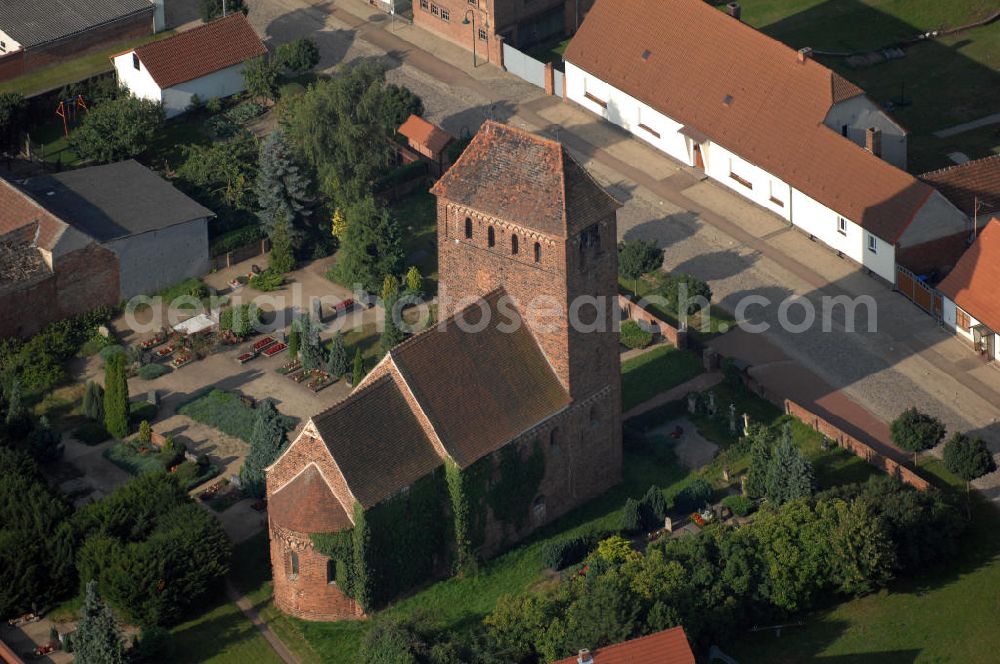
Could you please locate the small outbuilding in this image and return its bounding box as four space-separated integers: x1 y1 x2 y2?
112 13 266 118
397 114 455 175
938 217 1000 363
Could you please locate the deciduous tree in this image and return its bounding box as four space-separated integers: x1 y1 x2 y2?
69 96 164 163
328 195 403 292
617 239 663 296
891 407 945 466
943 432 996 482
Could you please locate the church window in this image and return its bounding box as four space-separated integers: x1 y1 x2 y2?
511 234 518 255
465 217 473 239
327 559 336 584
289 551 299 579
488 225 495 247
534 242 541 263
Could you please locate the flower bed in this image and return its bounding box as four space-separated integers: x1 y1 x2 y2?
140 333 166 350
236 352 255 364
289 370 308 383
276 360 302 376
307 370 335 393
262 341 288 357
333 298 355 316
252 336 277 354
153 344 176 359
171 351 194 369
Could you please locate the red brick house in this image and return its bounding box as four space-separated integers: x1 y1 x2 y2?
0 177 119 339
551 626 696 664
265 121 623 621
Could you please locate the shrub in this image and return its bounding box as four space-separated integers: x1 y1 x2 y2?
74 421 111 445
210 224 264 257
661 273 712 316
675 479 712 513
619 320 653 349
137 363 169 380
173 460 219 491
220 303 262 339
82 381 105 421
277 37 320 73
621 497 643 534
158 437 186 468
640 485 667 526
943 432 996 481
138 421 152 444
721 494 754 517
278 82 306 100
98 344 127 362
249 268 284 292
205 97 223 114
541 536 591 571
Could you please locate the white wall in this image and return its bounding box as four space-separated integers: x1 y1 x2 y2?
161 62 247 118
898 191 969 246
703 142 792 222
113 51 163 106
824 96 908 170
0 28 22 54
941 297 1000 360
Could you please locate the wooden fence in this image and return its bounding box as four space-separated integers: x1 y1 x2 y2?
210 238 271 271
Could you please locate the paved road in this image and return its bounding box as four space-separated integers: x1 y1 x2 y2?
244 0 1000 498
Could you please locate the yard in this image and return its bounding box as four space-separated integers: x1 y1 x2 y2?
620 345 704 411
391 192 439 296
732 0 1000 171
177 389 296 442
619 272 736 342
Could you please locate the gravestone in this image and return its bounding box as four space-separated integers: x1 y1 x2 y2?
707 391 717 416
97 325 111 338
740 475 748 497
310 297 323 322
664 516 673 534
722 466 730 482
728 403 737 433
687 392 698 414
743 412 751 436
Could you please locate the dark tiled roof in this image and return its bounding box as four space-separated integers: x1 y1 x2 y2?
565 0 933 242
21 160 213 242
132 13 266 89
550 627 696 664
268 465 352 534
920 154 1000 217
0 0 153 48
312 374 442 509
431 120 620 237
938 218 1000 333
398 114 453 155
391 290 570 468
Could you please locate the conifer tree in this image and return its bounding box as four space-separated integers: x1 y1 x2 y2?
296 316 325 371
239 400 288 498
352 349 364 386
103 354 129 439
73 580 127 664
379 297 405 357
327 331 349 378
83 381 105 422
288 325 301 361
765 428 814 505
255 130 311 240
405 265 423 296
268 211 296 274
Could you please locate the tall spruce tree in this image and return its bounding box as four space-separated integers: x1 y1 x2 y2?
240 401 288 498
296 316 325 371
745 432 771 500
255 130 312 240
103 354 129 439
765 429 814 505
379 296 405 357
327 331 349 378
268 211 296 274
73 580 127 664
352 349 364 386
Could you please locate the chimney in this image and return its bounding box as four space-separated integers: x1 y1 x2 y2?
797 47 813 63
865 127 882 157
577 649 594 664
726 2 741 20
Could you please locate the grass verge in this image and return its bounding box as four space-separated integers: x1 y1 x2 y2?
621 345 704 411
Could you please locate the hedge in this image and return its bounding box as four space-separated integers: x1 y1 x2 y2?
620 320 653 350
73 421 111 445
721 494 755 517
210 224 265 257
137 364 170 380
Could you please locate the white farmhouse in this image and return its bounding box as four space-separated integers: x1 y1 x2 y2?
937 218 1000 363
112 13 266 119
563 0 969 284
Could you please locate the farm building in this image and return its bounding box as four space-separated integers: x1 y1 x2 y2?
551 626 696 664
937 218 1000 364
112 13 266 118
397 114 455 175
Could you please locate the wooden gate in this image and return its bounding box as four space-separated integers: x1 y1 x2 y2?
896 265 942 318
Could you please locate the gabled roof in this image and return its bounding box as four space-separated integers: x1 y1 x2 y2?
130 13 266 89
0 176 92 256
390 290 571 468
919 154 1000 218
550 626 696 664
0 0 153 49
312 374 442 509
564 0 932 242
937 218 1000 333
269 465 353 534
398 114 454 155
20 160 214 242
431 120 621 237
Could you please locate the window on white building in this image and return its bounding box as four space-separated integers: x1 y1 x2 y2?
583 80 608 109
837 216 847 235
132 53 140 70
728 158 753 190
868 234 877 253
769 182 784 207
637 108 660 138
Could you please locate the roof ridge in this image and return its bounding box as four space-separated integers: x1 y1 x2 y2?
920 153 1000 178
387 288 509 358
135 12 247 56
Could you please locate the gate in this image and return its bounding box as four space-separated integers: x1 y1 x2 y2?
503 43 546 89
896 265 942 318
553 69 564 98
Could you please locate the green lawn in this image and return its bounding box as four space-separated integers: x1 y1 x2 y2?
621 345 704 411
177 389 296 443
391 192 439 296
0 31 177 97
170 593 285 664
730 0 1000 169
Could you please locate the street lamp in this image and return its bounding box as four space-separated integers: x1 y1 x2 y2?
463 11 477 68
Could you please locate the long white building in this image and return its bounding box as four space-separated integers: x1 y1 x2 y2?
563 0 969 284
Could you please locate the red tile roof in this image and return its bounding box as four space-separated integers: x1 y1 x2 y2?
431 120 621 237
550 627 696 664
268 465 352 534
564 0 933 242
919 154 1000 218
0 176 89 255
937 218 1000 333
133 13 266 89
398 114 454 155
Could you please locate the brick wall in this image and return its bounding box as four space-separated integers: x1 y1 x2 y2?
618 295 685 348
784 399 930 491
0 11 153 85
413 1 503 64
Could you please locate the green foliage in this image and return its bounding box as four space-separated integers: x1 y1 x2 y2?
405 266 423 296
74 421 110 445
745 427 772 500
379 298 406 357
177 389 294 442
327 331 349 377
243 55 280 103
138 420 152 444
98 344 126 362
891 407 946 454
267 214 297 273
296 315 325 371
220 303 263 339
661 273 713 316
352 348 365 386
617 239 664 293
621 497 643 534
74 473 231 626
198 0 245 21
328 195 404 293
239 400 288 499
174 133 258 231
619 319 653 349
152 277 209 304
73 581 126 664
488 441 546 531
765 431 815 505
541 534 598 571
256 130 312 240
69 95 165 163
0 448 73 619
209 223 264 257
674 478 712 513
446 459 490 574
381 274 400 302
137 363 169 380
721 494 754 517
943 432 996 481
132 625 176 663
277 37 321 72
288 325 301 361
249 267 285 291
0 91 26 152
102 353 130 439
